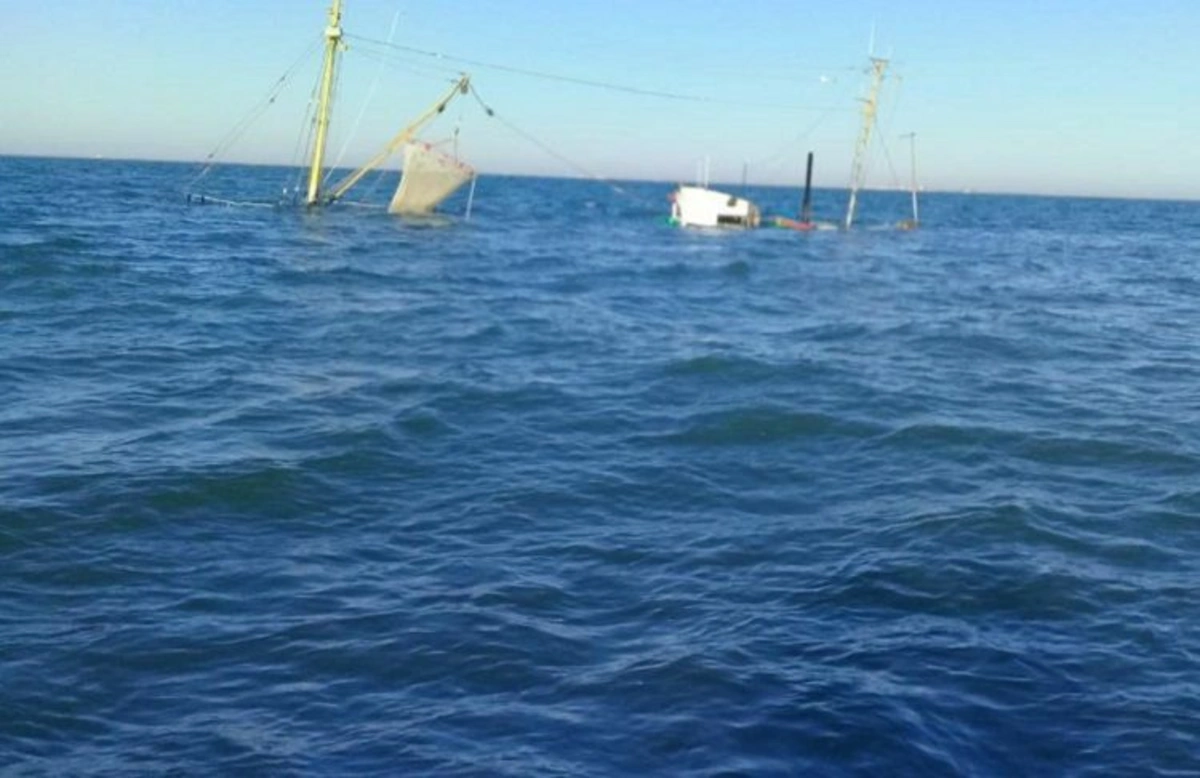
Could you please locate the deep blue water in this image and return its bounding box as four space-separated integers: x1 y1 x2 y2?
2 155 1199 776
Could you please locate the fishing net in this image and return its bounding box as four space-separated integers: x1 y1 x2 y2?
388 142 474 214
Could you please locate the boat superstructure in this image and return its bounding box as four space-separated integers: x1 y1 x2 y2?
670 185 761 229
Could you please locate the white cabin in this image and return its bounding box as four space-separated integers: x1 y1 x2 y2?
670 185 761 229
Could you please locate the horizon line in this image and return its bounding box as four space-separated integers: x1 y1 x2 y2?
2 152 1196 204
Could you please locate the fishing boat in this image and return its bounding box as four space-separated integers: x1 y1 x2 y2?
188 0 478 215
304 0 478 213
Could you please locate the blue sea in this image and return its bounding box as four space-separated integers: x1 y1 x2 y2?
2 155 1198 776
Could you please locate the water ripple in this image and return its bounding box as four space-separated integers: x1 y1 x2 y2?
2 159 1199 775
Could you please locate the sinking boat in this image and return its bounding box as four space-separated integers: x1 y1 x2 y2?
187 0 477 215
670 185 761 229
304 1 474 213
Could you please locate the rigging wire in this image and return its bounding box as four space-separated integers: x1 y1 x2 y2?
347 34 842 112
288 81 321 200
185 36 323 193
350 45 465 82
875 128 901 192
872 73 907 191
331 8 404 173
747 85 858 170
469 85 638 201
182 194 277 209
353 166 393 204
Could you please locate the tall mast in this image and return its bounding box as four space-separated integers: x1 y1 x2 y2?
306 0 345 206
844 56 888 230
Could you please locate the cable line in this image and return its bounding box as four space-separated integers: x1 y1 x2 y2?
332 8 404 173
185 37 322 193
347 34 841 112
469 85 647 202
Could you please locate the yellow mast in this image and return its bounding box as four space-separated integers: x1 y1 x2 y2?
306 0 345 206
844 57 889 230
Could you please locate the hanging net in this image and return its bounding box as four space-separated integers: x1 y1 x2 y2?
388 142 475 215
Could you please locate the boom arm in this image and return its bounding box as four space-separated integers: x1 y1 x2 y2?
325 74 471 204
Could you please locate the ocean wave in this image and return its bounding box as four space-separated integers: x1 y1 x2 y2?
2 159 1199 775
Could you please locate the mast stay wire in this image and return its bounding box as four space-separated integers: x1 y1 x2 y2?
747 82 858 171
347 34 846 113
872 72 907 192
185 36 323 193
330 7 404 175
351 45 466 83
468 85 658 205
288 80 321 199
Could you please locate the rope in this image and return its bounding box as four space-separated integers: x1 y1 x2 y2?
468 86 635 200
748 85 857 170
874 74 906 191
288 80 320 199
348 34 841 113
337 200 386 210
876 128 901 191
185 37 322 193
354 167 392 204
185 194 277 209
350 43 467 82
331 8 403 173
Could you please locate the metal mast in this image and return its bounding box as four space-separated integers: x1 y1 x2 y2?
844 56 889 230
305 0 345 206
902 132 920 227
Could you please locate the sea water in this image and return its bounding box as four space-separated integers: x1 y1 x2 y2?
2 156 1198 775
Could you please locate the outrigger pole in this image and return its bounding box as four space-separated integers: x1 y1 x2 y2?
306 0 345 206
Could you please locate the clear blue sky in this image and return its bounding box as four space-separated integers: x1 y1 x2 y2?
4 0 1198 199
